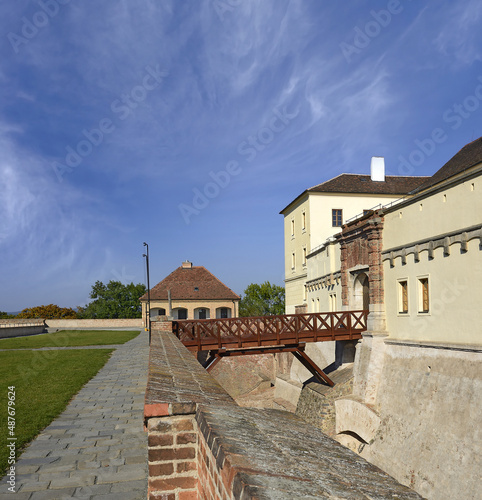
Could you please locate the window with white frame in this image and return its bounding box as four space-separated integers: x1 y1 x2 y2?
302 247 307 266
329 293 337 312
291 218 295 236
291 252 295 269
418 276 429 313
398 279 409 314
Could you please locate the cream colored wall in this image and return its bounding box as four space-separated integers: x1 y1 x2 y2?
383 175 481 249
285 276 306 314
283 195 310 312
383 172 482 345
306 241 342 313
142 299 238 321
309 192 402 248
383 238 481 345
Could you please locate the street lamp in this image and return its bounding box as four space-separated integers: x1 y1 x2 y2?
143 242 151 345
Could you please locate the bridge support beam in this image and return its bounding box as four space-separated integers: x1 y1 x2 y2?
204 343 334 387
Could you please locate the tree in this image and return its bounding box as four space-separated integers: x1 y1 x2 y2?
239 282 285 317
0 311 15 319
78 280 146 319
16 304 77 319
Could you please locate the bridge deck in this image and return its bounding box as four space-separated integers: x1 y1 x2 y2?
172 311 368 386
173 310 368 351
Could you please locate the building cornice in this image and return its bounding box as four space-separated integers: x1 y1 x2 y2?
306 271 341 290
382 223 482 266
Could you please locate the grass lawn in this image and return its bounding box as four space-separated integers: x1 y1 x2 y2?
0 348 114 477
0 329 140 349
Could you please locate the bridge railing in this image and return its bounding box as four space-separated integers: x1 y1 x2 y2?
172 310 368 351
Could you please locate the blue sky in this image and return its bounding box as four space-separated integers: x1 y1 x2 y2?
1 0 481 312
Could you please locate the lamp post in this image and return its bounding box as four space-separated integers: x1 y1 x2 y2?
143 242 151 345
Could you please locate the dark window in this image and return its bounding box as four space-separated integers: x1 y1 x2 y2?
199 309 207 319
220 308 229 318
177 308 187 320
332 209 343 227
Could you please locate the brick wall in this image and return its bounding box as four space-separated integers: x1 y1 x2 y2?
145 321 422 500
337 214 384 308
147 415 198 499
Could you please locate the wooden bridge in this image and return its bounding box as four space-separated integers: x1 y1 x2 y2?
173 310 368 386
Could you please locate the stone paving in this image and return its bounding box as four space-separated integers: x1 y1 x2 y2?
0 330 149 500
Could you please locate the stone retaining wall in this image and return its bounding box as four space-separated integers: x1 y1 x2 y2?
296 364 354 436
145 321 422 500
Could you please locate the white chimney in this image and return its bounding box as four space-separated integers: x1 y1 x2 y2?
370 156 385 182
182 260 192 269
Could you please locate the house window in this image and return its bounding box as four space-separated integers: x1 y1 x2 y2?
302 211 306 230
302 247 307 266
329 293 336 312
332 209 343 227
177 308 188 320
291 252 295 269
220 308 229 318
199 308 207 319
291 219 295 236
398 280 408 314
418 277 429 313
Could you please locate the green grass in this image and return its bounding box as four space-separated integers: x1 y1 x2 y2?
0 348 114 477
0 330 140 349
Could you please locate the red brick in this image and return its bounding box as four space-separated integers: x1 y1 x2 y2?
179 491 198 500
149 447 195 462
148 433 174 447
177 432 197 445
150 476 197 491
149 462 174 477
177 461 197 473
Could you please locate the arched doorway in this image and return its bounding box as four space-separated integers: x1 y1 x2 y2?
353 273 370 311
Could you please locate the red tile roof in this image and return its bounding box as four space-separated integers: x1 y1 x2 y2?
140 265 240 301
411 136 482 193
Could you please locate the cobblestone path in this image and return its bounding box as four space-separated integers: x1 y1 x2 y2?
0 330 149 499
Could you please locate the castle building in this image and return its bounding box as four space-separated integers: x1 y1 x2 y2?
280 137 482 500
280 161 428 314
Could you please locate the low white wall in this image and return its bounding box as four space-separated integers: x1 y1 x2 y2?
0 319 46 339
46 318 143 329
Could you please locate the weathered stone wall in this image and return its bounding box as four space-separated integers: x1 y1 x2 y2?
145 323 423 499
209 354 275 398
337 340 481 500
296 364 353 436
